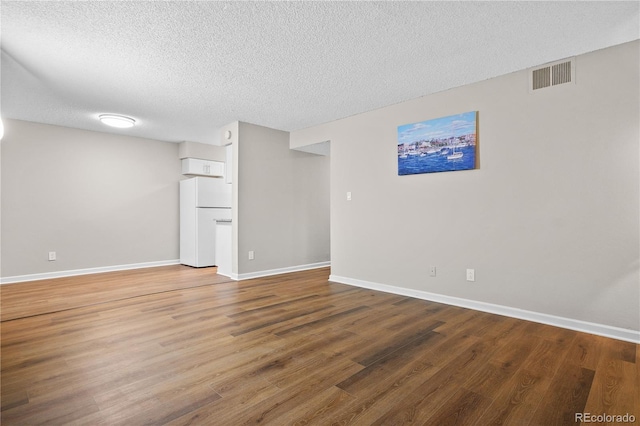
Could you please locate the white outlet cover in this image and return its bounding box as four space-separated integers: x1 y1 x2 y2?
466 269 475 281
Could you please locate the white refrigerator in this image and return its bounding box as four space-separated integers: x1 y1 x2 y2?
180 177 232 268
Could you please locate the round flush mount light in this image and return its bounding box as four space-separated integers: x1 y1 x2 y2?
98 114 136 128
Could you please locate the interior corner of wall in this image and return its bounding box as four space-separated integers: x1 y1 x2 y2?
289 120 336 152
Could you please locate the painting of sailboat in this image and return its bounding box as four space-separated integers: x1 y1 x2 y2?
397 111 477 175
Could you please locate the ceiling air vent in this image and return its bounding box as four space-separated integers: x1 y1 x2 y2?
529 58 575 92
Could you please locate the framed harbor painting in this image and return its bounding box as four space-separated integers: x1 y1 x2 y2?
397 111 477 175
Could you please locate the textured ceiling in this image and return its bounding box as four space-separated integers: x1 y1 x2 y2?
1 1 638 145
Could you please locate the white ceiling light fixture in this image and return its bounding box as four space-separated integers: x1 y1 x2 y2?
98 114 136 128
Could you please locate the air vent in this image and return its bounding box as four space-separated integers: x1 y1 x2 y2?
529 58 575 92
552 61 572 85
532 67 551 90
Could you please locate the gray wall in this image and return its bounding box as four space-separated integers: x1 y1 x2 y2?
291 41 639 332
1 120 183 278
236 122 330 275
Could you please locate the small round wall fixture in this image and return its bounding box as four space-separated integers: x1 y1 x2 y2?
225 130 232 140
98 114 136 128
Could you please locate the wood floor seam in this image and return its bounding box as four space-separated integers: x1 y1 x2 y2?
1 278 237 323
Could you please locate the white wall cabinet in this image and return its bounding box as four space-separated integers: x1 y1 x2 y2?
182 158 225 177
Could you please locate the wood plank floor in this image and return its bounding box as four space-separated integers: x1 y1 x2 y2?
0 265 229 322
1 266 638 425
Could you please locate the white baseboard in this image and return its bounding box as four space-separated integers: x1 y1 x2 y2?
329 274 640 344
1 260 181 284
236 261 331 281
0 260 330 284
216 271 238 280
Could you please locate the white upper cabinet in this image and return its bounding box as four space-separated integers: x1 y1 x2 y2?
181 158 225 177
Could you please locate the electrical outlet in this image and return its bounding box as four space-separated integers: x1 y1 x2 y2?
346 192 352 201
248 250 255 260
429 266 436 277
466 269 475 282
48 251 56 261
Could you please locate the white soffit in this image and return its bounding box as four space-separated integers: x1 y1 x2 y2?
293 141 330 157
1 1 638 144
